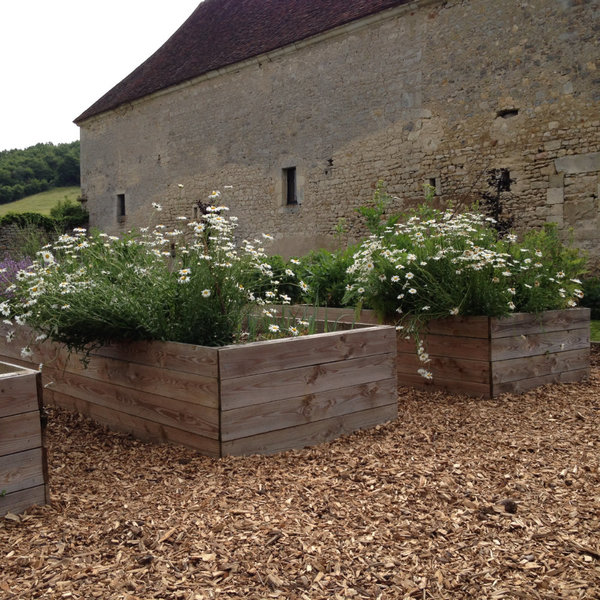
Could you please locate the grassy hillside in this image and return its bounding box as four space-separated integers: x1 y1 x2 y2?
0 187 81 216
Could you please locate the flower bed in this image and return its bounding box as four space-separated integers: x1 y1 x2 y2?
289 306 590 398
0 323 397 456
0 361 48 516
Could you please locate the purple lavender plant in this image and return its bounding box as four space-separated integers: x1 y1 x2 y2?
0 256 32 298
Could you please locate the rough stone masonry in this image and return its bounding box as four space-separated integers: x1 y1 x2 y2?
77 0 600 269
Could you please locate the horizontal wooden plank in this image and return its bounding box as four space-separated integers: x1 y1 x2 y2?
492 367 590 396
263 305 383 325
220 353 396 410
219 326 396 379
0 485 47 516
396 352 490 384
221 404 398 456
491 328 590 361
0 369 39 418
0 324 52 365
0 362 29 376
49 391 221 457
492 348 590 384
396 372 492 398
423 316 490 338
397 334 491 361
94 340 219 377
43 366 219 439
0 353 37 372
0 412 42 457
221 378 397 441
0 325 220 379
490 308 590 338
0 447 45 495
47 350 219 409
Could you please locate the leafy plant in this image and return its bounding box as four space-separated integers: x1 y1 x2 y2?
355 180 400 235
296 246 358 307
50 198 88 229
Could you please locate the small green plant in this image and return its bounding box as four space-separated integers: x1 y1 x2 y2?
0 489 6 498
355 180 400 235
296 246 358 307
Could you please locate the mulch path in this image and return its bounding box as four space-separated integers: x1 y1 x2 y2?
2 348 600 599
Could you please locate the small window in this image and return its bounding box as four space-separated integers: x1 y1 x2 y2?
117 194 126 222
283 167 297 205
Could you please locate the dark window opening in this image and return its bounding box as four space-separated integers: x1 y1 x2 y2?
284 167 297 205
117 194 126 221
496 108 519 119
427 177 441 195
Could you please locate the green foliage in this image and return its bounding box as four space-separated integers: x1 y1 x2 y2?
0 142 79 204
0 211 56 232
296 246 358 307
355 180 400 235
244 253 303 305
49 198 89 229
581 277 600 320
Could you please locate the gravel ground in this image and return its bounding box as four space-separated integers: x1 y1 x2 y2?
1 348 599 600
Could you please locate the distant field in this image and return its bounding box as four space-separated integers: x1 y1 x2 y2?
0 187 81 216
592 320 600 342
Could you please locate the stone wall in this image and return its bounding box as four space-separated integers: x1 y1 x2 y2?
79 0 600 268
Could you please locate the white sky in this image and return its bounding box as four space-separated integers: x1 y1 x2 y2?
0 1 202 152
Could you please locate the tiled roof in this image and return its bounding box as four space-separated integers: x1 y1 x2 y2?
75 0 411 123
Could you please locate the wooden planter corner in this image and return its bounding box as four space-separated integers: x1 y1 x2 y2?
0 324 397 456
0 361 48 516
293 306 590 398
396 308 590 398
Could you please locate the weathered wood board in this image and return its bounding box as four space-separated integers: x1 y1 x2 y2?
0 362 48 516
395 308 591 398
0 323 397 457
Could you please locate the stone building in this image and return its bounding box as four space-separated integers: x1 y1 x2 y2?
75 0 600 266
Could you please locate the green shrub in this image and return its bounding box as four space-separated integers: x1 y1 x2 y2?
581 276 600 320
297 246 358 307
49 198 89 229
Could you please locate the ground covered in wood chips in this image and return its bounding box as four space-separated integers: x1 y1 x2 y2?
2 350 600 600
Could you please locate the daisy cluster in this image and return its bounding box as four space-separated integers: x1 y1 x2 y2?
2 193 310 351
343 207 586 379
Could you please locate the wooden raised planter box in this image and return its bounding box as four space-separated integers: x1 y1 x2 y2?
0 324 397 456
0 361 48 516
291 306 591 398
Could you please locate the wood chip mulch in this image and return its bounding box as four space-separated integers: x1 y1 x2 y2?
2 347 600 599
